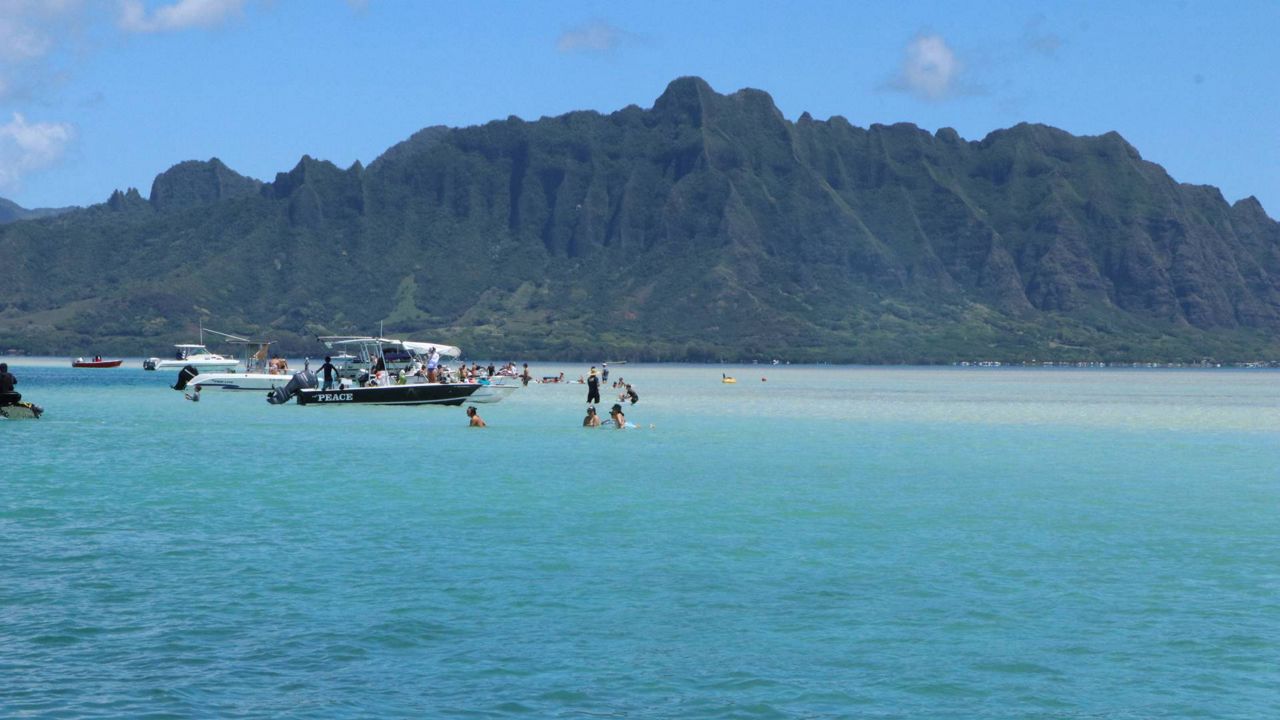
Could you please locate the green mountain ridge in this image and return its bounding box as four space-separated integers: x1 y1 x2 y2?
2 76 1278 363
0 197 75 224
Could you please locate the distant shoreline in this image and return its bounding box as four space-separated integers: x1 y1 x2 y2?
4 355 1276 371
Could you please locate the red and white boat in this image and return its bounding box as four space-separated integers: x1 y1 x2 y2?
72 358 123 368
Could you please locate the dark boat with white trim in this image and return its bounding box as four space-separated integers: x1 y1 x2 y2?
267 370 485 406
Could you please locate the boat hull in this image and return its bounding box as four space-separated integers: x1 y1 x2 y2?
149 359 239 372
468 382 520 403
296 383 481 406
0 402 43 420
71 360 122 368
189 372 291 391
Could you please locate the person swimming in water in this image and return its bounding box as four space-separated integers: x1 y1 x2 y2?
608 403 627 429
466 406 486 427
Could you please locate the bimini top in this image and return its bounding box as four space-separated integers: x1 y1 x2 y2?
318 336 461 358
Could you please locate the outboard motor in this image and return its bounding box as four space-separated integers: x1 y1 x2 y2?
267 369 317 405
171 364 200 391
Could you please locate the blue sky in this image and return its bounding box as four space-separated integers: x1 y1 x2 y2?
2 0 1277 217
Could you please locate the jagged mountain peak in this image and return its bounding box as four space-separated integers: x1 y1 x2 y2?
1 77 1276 362
149 157 262 211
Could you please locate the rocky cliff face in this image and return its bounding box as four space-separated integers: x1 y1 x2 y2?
1 77 1277 361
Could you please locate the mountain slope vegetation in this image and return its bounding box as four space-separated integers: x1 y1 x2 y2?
2 77 1278 362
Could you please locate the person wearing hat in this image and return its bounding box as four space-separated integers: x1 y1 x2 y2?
608 403 627 429
586 366 600 405
601 362 609 383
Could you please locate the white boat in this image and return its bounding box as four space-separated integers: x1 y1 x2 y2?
143 326 240 372
143 344 239 372
467 380 520 403
180 338 295 392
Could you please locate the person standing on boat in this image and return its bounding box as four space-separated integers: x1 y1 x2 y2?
426 348 440 382
466 406 486 427
586 367 600 405
318 356 338 391
0 363 19 406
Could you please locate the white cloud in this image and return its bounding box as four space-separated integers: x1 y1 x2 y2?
0 1 89 98
118 0 247 34
557 20 625 53
0 113 76 191
888 33 963 101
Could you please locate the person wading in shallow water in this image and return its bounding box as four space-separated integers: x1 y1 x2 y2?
586 367 601 405
608 403 628 429
466 406 486 427
582 406 601 427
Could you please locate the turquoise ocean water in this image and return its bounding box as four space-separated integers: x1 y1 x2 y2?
2 359 1277 718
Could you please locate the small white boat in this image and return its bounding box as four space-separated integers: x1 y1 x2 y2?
144 325 241 372
143 344 239 372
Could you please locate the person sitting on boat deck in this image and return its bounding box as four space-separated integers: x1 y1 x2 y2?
625 384 639 405
466 406 486 427
582 406 601 428
318 356 338 391
0 363 20 406
93 355 101 362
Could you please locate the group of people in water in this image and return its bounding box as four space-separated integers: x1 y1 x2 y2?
581 364 639 429
463 362 644 429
